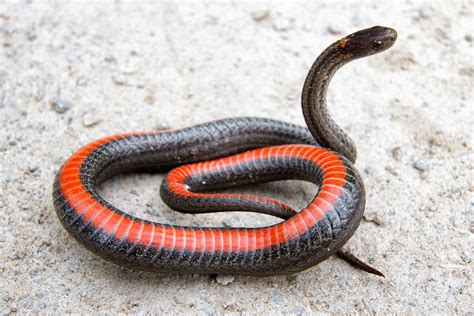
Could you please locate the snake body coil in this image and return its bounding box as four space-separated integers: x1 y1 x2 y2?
53 26 397 276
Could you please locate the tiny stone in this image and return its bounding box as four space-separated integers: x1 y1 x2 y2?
28 165 38 173
464 34 472 43
0 290 11 302
363 213 385 226
76 77 88 86
363 166 375 176
250 9 269 22
104 53 117 63
221 219 232 228
26 32 37 41
391 147 402 161
155 122 170 130
327 24 343 35
294 305 306 316
52 98 73 113
385 165 400 176
215 275 235 285
22 298 33 309
273 18 290 32
222 302 234 309
413 159 430 171
82 113 101 127
112 74 127 85
460 251 471 264
418 7 431 19
419 204 434 212
8 139 17 146
271 291 285 304
419 170 430 180
468 182 474 192
144 94 155 105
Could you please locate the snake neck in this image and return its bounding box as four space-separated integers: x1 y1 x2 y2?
301 41 357 163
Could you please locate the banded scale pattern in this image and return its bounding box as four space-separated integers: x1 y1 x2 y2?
53 118 364 276
53 26 397 276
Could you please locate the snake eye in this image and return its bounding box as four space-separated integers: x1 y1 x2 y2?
373 40 383 48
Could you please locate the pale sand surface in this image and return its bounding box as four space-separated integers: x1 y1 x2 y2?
0 1 472 314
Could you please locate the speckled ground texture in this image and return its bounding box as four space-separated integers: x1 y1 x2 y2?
1 1 473 314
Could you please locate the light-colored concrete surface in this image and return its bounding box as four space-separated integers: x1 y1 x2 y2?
1 1 472 314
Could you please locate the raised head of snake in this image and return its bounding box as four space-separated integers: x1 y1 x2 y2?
302 26 397 163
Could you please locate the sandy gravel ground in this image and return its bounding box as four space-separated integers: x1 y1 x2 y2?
0 1 472 314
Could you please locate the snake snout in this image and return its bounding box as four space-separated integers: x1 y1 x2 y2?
339 26 397 58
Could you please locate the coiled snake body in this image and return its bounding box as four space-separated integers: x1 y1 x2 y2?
53 26 397 276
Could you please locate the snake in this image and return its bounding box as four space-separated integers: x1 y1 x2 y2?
53 26 397 276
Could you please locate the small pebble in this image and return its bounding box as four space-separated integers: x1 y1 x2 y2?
0 290 11 303
8 139 17 146
26 32 37 41
418 7 432 19
104 53 117 63
294 305 307 316
76 77 88 86
468 182 474 192
215 275 235 285
155 122 170 130
419 170 430 180
22 298 33 309
273 18 291 32
271 291 285 304
465 34 472 43
250 9 269 22
52 99 73 113
28 165 38 173
391 147 402 161
112 74 127 85
82 113 101 127
222 302 234 309
144 94 155 105
385 165 400 176
221 219 233 228
327 24 343 35
363 166 375 176
363 213 385 226
419 204 436 212
413 159 431 171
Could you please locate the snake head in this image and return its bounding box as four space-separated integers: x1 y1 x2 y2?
338 26 397 59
